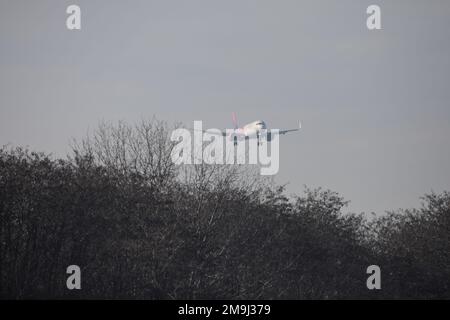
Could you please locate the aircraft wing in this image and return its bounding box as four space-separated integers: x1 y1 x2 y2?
279 128 300 135
278 121 302 135
204 130 228 136
189 128 228 136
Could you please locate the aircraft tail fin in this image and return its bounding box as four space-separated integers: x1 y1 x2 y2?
231 112 238 129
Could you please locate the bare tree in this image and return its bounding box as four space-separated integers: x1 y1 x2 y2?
72 117 179 192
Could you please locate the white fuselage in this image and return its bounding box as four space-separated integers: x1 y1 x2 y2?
240 120 267 137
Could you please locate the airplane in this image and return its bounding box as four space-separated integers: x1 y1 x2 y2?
199 112 301 145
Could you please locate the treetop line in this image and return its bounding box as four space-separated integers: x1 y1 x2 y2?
65 4 382 31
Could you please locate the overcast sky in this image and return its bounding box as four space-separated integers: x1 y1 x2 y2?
1 0 450 214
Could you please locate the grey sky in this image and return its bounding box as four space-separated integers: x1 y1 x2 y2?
1 0 450 214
